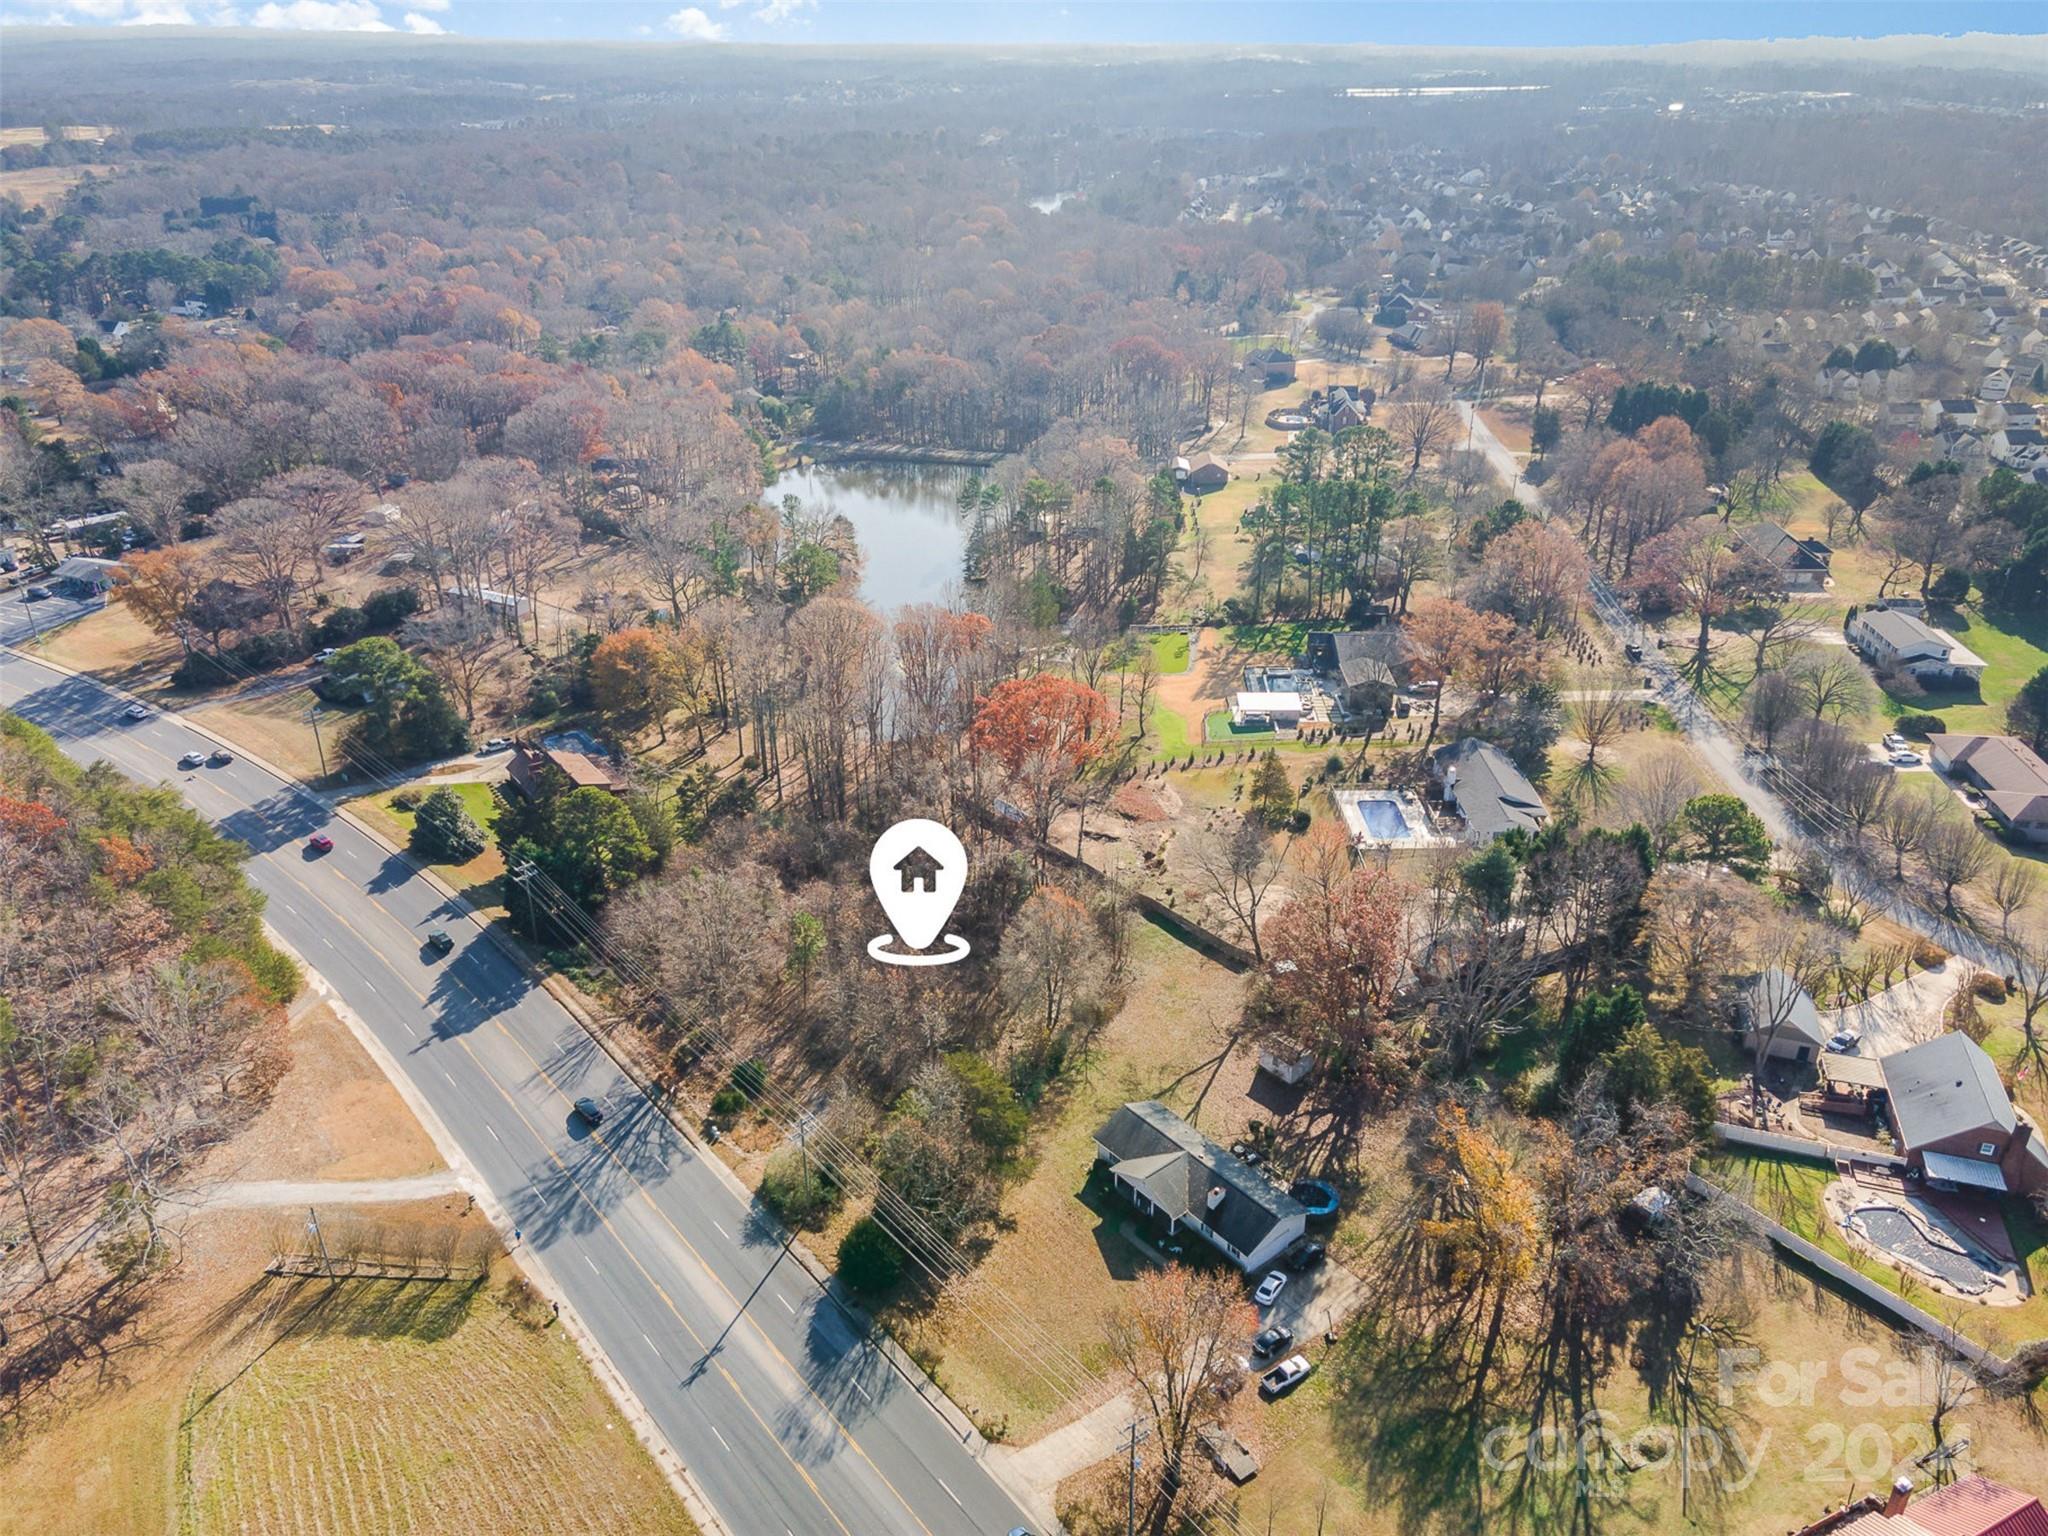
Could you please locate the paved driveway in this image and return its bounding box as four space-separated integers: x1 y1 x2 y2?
1825 962 1958 1058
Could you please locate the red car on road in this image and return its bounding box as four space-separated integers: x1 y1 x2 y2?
307 834 334 853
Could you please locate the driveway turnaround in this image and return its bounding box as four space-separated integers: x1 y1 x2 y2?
1 650 1037 1536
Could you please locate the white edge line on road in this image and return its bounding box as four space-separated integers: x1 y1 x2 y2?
777 1293 794 1315
936 1477 963 1511
711 1425 731 1453
712 1219 730 1241
585 1254 600 1276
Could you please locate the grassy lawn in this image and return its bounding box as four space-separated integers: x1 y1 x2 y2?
347 780 509 912
1867 601 2048 736
1223 619 1316 658
894 922 1252 1440
19 597 179 678
1699 1146 2048 1360
177 1265 692 1536
1150 700 1198 758
1205 708 1273 744
1146 630 1190 674
187 685 363 784
0 998 693 1536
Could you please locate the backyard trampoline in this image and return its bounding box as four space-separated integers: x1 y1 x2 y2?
1846 1203 1994 1296
1290 1179 1340 1219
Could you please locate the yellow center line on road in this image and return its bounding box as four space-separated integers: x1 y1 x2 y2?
11 677 943 1536
252 859 859 1536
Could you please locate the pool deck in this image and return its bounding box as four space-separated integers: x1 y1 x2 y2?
1330 787 1455 850
1822 1177 2030 1307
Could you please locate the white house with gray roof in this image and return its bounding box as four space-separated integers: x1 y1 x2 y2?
1430 737 1548 842
1093 1101 1306 1272
1846 607 1986 685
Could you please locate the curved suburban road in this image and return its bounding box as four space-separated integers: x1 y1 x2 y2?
1455 400 2001 972
0 647 1041 1536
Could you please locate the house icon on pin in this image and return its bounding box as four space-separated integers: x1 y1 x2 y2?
894 846 943 893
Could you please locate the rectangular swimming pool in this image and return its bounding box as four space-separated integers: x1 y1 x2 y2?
1354 799 1413 839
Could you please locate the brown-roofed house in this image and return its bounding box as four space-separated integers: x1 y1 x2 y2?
1928 733 2048 842
1182 452 1229 494
508 740 627 801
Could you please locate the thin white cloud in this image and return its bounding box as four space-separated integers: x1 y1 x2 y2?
662 6 726 41
408 0 447 8
66 0 132 17
401 9 443 31
123 1 196 22
249 0 393 28
752 0 811 21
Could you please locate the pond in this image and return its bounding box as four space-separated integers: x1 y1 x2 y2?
765 462 974 614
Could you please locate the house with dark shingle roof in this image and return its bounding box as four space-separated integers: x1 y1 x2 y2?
1740 522 1832 591
1879 1033 2043 1195
1092 1101 1306 1272
1308 628 1411 715
1430 737 1548 842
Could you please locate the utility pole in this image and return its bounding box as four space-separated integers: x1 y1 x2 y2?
1114 1419 1150 1536
510 859 538 937
304 705 328 780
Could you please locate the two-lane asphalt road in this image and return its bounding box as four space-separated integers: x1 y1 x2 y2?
0 650 1038 1536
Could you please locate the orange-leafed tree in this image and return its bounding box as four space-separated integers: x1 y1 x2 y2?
588 625 689 742
1263 854 1409 1081
114 546 208 658
1102 1264 1257 1511
1402 595 1488 744
968 674 1110 846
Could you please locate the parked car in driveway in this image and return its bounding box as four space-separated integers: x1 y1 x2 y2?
1253 1271 1287 1307
178 750 205 769
1258 1354 1313 1399
1250 1324 1293 1359
1286 1241 1326 1272
482 737 513 753
1825 1029 1858 1054
314 647 338 662
1882 732 1907 751
1889 749 1920 767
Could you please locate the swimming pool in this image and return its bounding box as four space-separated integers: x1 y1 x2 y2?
1354 799 1413 839
1332 788 1445 849
1847 1204 1993 1295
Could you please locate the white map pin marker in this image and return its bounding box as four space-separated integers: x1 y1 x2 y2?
867 818 970 966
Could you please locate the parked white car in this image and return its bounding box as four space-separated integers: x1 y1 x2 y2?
1252 1271 1287 1308
1889 749 1921 767
1882 732 1908 751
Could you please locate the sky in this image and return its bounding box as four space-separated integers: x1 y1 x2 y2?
1 0 2042 47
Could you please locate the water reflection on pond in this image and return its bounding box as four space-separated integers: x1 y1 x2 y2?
765 461 975 614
